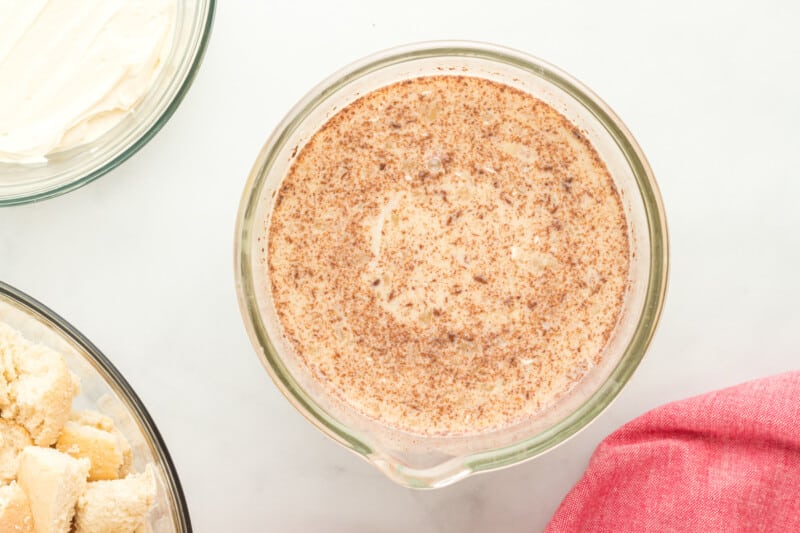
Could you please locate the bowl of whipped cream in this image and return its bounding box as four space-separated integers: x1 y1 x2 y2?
0 0 215 206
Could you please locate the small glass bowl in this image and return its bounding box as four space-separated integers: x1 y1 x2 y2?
0 0 215 206
235 41 669 488
0 281 191 531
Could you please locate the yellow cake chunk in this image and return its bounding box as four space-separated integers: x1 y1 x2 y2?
0 482 34 532
0 420 32 483
16 447 89 533
56 410 132 481
0 323 79 446
74 466 156 533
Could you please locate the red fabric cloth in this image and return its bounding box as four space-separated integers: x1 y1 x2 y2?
545 372 800 533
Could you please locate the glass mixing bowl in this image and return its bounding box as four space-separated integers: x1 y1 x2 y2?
235 41 669 488
0 0 215 206
0 281 192 531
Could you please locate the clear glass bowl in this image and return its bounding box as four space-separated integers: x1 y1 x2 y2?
0 281 191 531
0 0 216 206
235 41 669 488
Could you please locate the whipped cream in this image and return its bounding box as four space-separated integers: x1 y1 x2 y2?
0 0 176 163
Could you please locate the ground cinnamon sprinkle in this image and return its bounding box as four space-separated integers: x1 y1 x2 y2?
267 75 629 436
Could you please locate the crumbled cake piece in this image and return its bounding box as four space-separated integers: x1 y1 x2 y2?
0 420 32 482
74 466 156 533
0 481 34 532
0 322 23 407
56 410 132 481
0 323 79 446
16 446 89 533
69 410 132 477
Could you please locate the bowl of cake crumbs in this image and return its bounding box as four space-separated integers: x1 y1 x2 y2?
0 281 191 532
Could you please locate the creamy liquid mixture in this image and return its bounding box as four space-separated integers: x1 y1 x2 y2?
0 0 176 163
268 76 630 435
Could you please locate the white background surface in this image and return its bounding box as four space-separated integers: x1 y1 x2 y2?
2 1 799 531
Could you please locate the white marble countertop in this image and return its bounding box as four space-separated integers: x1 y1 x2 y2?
2 1 799 531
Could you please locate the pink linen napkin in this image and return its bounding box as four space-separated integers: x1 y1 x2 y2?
545 371 800 532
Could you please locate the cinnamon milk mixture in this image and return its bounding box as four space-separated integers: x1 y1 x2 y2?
268 76 629 435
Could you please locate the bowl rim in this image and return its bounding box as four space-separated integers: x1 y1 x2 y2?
234 40 669 488
0 0 217 207
0 281 193 531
